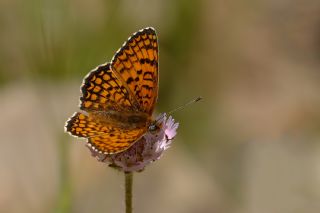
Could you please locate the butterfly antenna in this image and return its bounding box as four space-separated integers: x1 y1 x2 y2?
167 96 203 116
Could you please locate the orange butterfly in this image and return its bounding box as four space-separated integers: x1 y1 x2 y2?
65 27 159 154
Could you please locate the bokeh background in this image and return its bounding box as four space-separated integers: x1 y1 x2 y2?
1 0 320 212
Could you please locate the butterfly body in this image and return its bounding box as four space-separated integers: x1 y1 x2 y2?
65 27 159 154
90 110 151 129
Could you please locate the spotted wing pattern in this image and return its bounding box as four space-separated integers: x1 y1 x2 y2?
111 27 158 115
66 27 159 154
80 63 139 112
65 112 146 153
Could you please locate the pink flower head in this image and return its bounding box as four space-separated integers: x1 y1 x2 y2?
87 113 179 172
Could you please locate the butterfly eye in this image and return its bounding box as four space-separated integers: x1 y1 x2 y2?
148 123 159 133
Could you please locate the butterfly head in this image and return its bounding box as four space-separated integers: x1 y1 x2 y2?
148 120 162 134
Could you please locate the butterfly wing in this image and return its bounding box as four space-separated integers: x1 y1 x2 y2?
79 63 139 112
111 27 159 115
65 112 146 153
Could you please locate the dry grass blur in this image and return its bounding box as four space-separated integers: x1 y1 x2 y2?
1 0 320 212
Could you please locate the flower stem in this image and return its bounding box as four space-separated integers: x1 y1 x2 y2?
125 172 133 213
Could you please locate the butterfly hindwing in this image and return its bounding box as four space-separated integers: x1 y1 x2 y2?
88 127 146 154
65 112 146 153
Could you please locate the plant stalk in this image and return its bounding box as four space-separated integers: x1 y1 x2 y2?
125 172 133 213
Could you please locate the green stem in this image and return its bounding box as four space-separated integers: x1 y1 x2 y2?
125 172 133 213
55 132 71 213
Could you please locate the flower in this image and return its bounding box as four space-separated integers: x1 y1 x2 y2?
87 113 179 172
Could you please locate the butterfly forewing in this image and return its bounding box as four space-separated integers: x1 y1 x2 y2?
111 27 159 115
79 63 138 112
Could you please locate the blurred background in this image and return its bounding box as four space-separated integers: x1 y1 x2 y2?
1 0 320 212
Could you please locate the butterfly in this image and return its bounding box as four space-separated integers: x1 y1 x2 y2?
65 27 159 154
